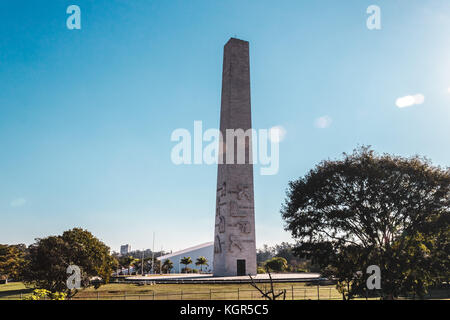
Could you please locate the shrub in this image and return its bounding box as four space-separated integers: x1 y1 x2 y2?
181 267 192 273
23 289 67 300
257 267 266 274
264 257 288 272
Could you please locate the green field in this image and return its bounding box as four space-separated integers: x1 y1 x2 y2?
73 282 346 300
0 282 34 300
0 281 345 300
1 281 448 300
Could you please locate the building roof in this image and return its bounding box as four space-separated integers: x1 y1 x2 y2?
157 242 213 260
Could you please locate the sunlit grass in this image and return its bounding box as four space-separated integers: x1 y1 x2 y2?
0 282 33 300
74 282 345 300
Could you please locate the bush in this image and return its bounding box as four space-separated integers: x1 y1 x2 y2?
257 267 266 274
264 257 288 272
23 289 67 300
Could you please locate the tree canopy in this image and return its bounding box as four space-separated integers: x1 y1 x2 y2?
195 256 208 272
281 147 450 299
180 257 192 273
162 259 174 273
21 228 117 294
264 257 288 272
0 244 26 281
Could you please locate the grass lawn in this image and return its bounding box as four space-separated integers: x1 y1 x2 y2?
0 282 33 300
2 281 345 300
73 282 346 300
2 281 447 300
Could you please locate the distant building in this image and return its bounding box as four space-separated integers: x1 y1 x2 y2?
120 244 131 256
157 242 213 273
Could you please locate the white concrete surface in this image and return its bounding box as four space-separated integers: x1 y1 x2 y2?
127 273 321 282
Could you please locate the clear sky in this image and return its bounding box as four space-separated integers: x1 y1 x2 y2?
1 0 449 252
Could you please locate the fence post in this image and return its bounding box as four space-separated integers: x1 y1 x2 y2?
291 285 294 300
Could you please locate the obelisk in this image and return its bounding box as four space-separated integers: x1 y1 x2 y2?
213 38 257 276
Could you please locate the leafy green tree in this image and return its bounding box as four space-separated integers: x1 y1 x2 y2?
132 257 154 275
0 244 26 282
257 267 266 274
119 256 139 275
422 212 450 283
195 256 208 272
272 243 296 263
21 228 116 295
162 259 174 274
321 245 369 300
151 257 162 274
180 257 192 273
62 228 117 284
264 257 288 272
257 245 274 264
281 147 450 299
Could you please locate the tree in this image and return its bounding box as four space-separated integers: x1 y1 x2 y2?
180 257 192 273
257 245 274 264
195 256 208 273
21 228 116 295
131 257 154 275
281 146 450 299
118 256 139 275
61 228 117 284
264 257 288 272
162 259 174 274
321 244 369 300
0 244 26 282
272 243 296 263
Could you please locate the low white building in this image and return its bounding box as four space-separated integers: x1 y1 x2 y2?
157 242 213 273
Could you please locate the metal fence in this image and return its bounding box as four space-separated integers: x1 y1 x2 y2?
70 284 450 301
70 284 384 300
2 282 448 300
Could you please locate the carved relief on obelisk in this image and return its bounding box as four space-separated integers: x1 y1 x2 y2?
213 38 257 276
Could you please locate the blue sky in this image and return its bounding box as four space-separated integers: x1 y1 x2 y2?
1 1 449 252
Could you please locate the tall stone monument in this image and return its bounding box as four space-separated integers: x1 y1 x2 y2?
213 38 257 276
